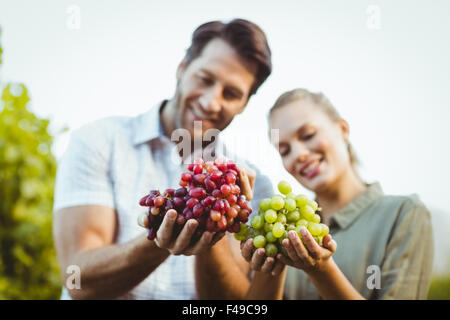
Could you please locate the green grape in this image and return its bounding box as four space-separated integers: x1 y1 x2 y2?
259 198 272 211
287 210 300 222
278 230 289 244
280 246 288 257
286 192 296 199
254 228 265 237
264 209 278 224
239 223 248 234
253 235 266 248
294 194 308 208
296 219 308 228
251 215 264 229
308 199 319 211
300 205 316 221
272 222 285 238
278 180 292 195
315 235 324 244
265 231 277 243
277 213 287 224
307 222 322 236
264 222 274 233
312 214 321 223
234 233 245 241
270 195 285 211
265 243 278 257
287 224 297 231
284 198 296 211
320 223 329 237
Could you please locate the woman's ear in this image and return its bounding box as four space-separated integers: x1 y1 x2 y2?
338 118 350 144
176 59 187 81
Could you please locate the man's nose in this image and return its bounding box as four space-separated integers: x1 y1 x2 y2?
198 86 222 113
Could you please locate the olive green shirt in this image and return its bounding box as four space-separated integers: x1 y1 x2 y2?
283 182 434 300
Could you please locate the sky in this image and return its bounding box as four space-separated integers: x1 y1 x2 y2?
0 0 449 271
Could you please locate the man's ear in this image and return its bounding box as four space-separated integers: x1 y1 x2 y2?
338 118 350 143
176 59 187 81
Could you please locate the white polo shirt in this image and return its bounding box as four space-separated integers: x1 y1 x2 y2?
53 101 274 299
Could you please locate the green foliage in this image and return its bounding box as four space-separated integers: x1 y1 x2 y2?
428 274 450 300
0 83 62 299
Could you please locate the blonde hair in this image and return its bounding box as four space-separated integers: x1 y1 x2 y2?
269 88 361 177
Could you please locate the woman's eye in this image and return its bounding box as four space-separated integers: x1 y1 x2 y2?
280 146 290 157
302 132 315 140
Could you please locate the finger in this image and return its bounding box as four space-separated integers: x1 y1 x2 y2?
155 209 177 248
250 248 266 271
137 213 149 228
282 238 300 262
211 231 226 246
238 170 253 201
241 239 254 262
271 259 285 276
276 253 292 268
299 227 320 259
323 234 337 253
260 257 275 273
186 231 214 255
288 230 310 260
171 219 198 254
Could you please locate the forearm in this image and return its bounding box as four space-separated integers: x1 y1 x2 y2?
66 234 170 299
246 268 286 300
195 238 250 299
307 258 365 300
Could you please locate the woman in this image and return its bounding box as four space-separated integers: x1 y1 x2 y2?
243 88 434 299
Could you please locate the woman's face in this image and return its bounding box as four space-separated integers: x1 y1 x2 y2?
269 100 351 193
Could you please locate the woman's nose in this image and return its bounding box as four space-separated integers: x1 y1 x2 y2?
292 143 310 163
199 86 222 113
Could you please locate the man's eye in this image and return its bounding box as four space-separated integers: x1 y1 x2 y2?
223 89 240 100
199 76 213 85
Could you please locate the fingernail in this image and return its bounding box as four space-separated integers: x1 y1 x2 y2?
300 226 308 235
137 215 144 226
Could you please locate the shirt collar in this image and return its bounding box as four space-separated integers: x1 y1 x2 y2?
132 100 167 146
329 182 384 230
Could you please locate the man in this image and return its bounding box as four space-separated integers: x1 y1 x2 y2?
53 18 274 299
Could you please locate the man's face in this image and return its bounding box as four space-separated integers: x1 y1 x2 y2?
173 38 257 138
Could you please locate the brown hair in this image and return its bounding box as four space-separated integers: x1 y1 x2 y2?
184 19 272 96
269 88 361 176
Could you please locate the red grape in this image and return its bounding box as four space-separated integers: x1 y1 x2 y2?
189 187 206 199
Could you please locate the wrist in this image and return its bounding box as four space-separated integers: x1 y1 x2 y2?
135 234 170 264
306 257 335 278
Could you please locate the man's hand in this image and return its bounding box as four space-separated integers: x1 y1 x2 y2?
238 164 256 200
138 209 225 255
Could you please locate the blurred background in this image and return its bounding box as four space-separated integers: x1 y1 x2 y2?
0 0 449 299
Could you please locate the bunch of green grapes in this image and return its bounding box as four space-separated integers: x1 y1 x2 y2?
235 181 329 258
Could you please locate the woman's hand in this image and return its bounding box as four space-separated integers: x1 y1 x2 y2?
240 238 285 276
277 227 337 275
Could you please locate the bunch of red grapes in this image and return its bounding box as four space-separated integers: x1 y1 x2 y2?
139 158 252 241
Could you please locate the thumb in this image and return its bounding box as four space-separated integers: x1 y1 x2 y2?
137 213 149 228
